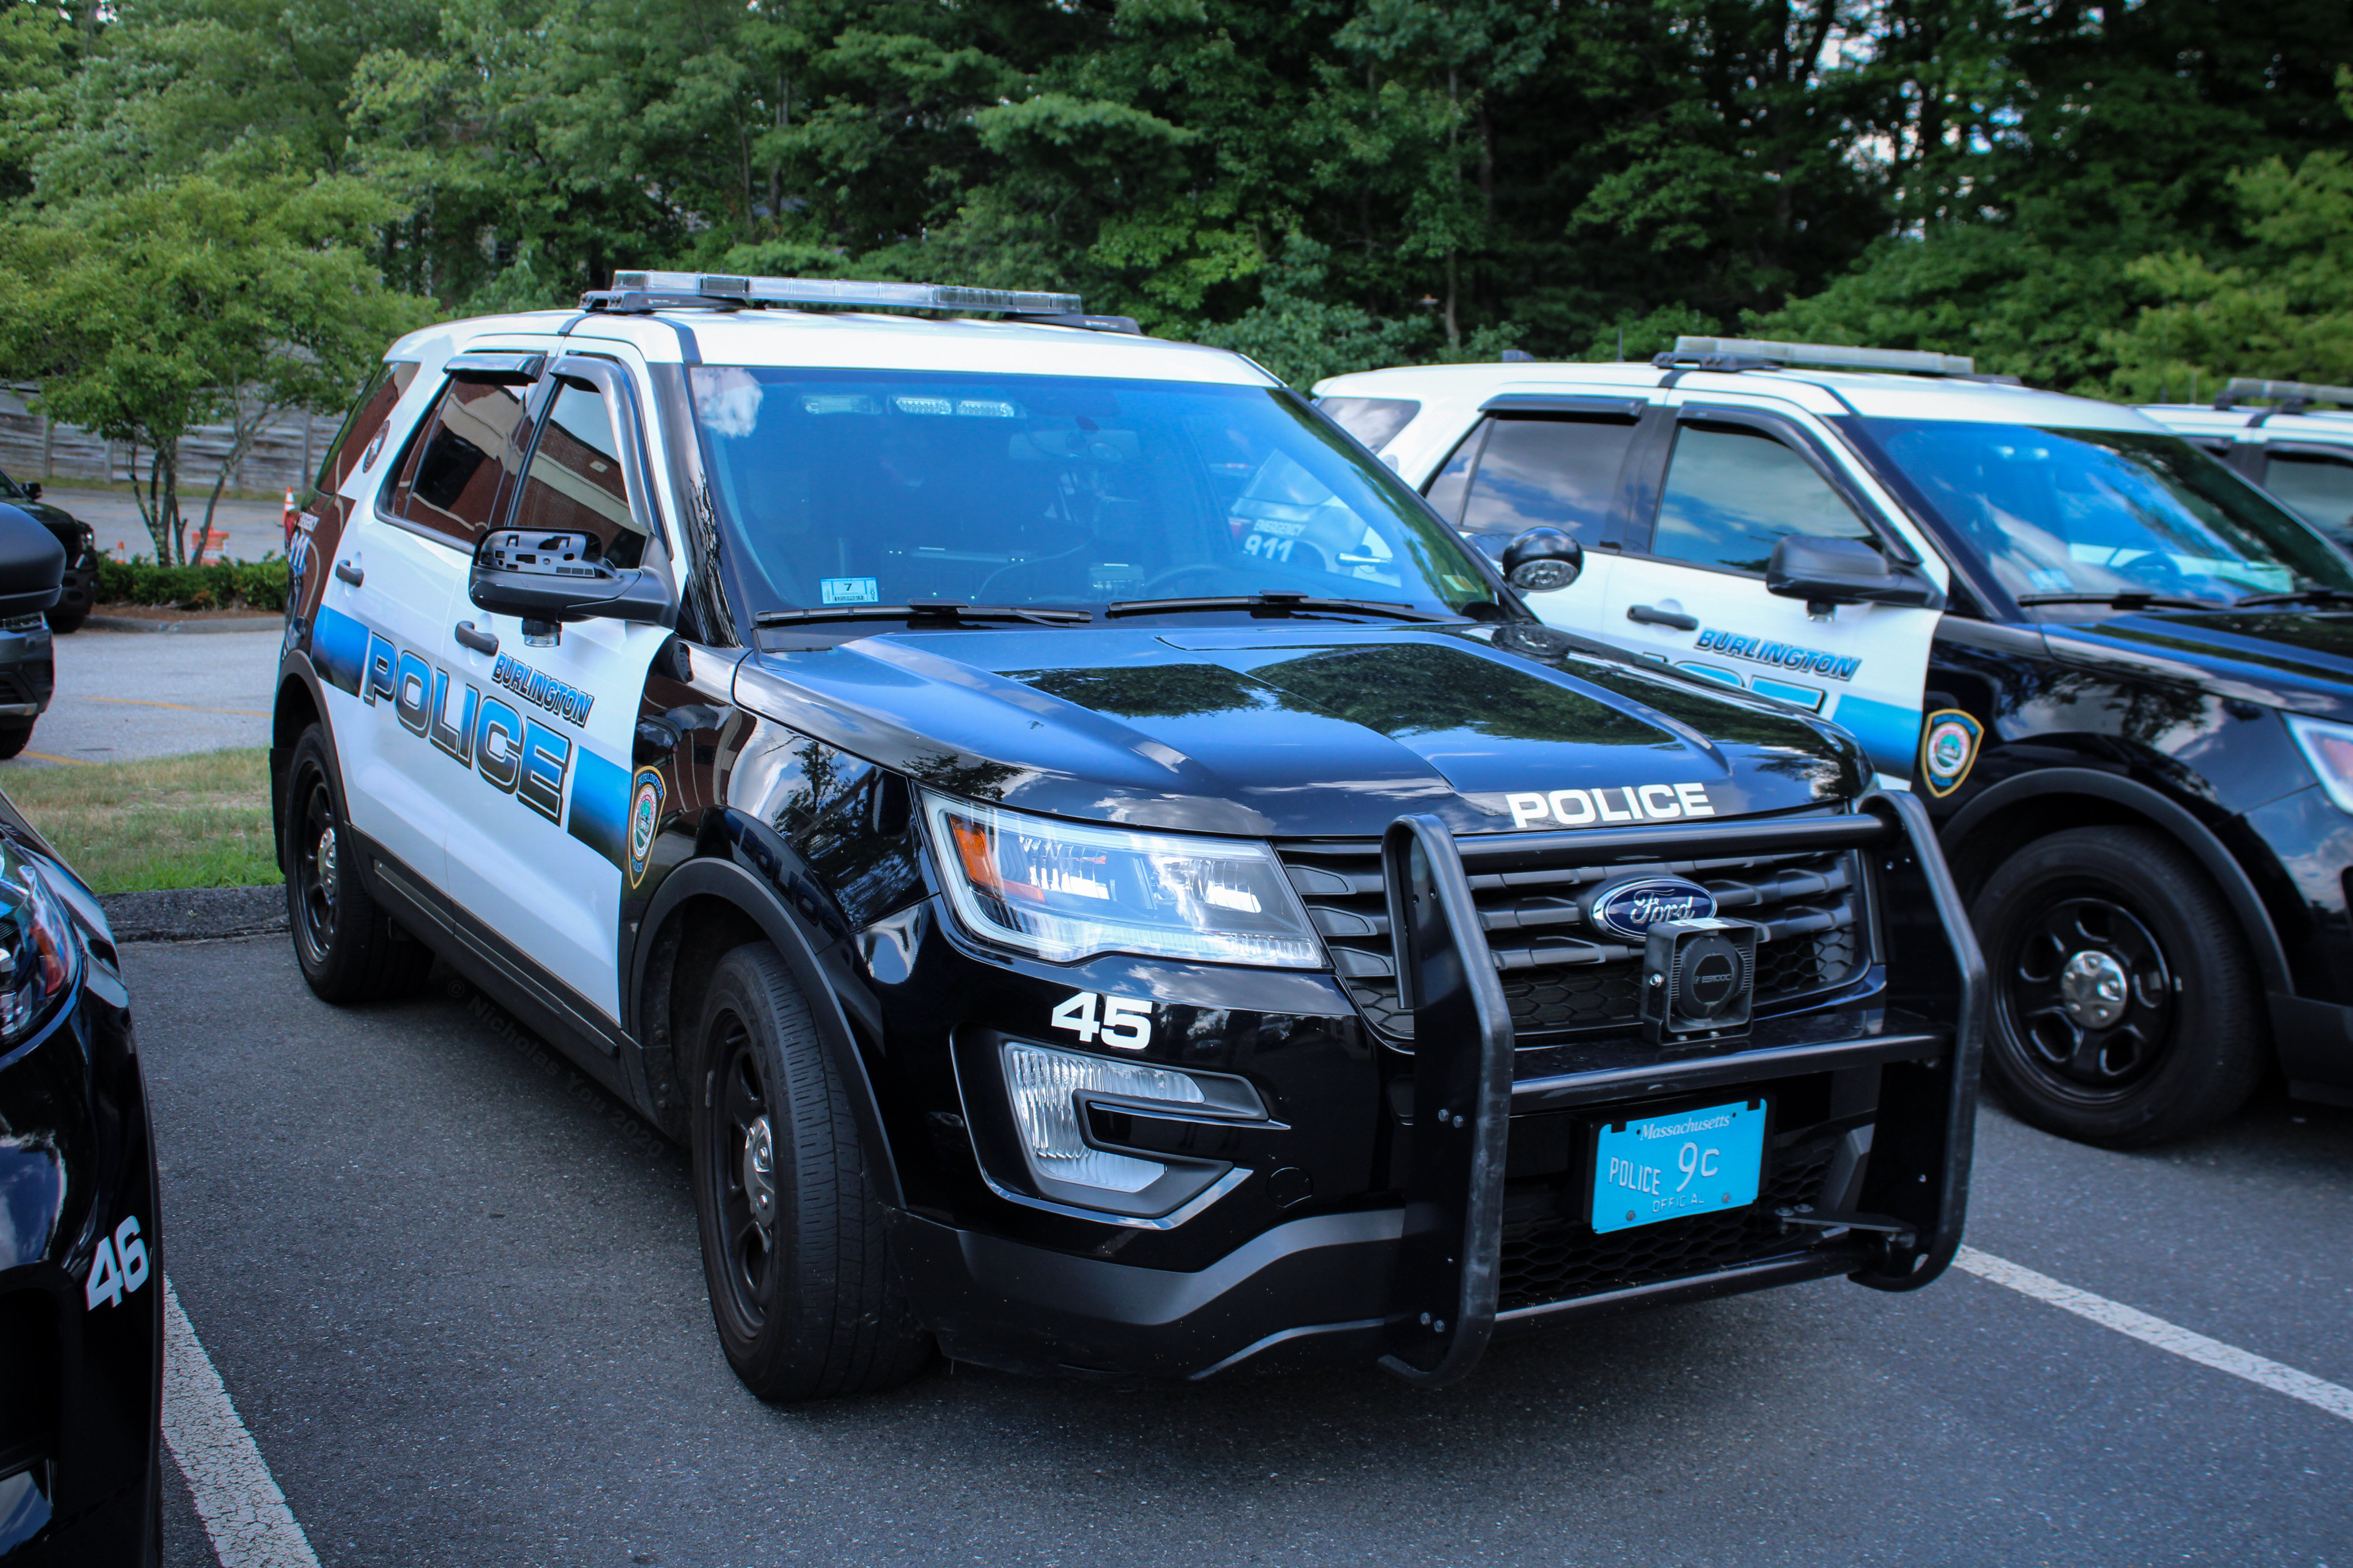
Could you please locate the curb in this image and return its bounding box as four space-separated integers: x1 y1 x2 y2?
101 885 287 944
83 613 283 636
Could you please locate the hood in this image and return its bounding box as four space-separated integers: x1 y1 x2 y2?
732 621 1866 838
16 501 85 543
2043 608 2353 723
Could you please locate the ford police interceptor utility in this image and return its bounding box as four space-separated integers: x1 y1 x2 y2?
1321 337 2353 1148
2139 378 2353 553
275 283 1980 1400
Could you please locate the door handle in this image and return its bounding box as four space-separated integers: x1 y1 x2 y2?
334 560 364 587
1627 604 1698 631
453 621 499 656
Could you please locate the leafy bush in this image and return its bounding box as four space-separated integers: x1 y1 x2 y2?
95 556 291 612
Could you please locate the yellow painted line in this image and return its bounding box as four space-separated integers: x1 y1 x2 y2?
80 696 270 718
20 750 92 766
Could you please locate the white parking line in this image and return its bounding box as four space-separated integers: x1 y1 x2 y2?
161 1280 322 1568
1955 1246 2353 1424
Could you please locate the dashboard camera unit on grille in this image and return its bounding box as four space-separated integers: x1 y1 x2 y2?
271 273 1988 1403
1641 916 1759 1044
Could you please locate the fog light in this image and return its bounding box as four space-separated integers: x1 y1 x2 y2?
997 1040 1263 1219
1639 916 1758 1044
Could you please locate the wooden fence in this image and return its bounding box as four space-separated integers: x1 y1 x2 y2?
0 385 345 496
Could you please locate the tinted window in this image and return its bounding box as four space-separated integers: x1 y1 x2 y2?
1317 396 1419 453
2263 450 2353 546
1421 423 1484 526
508 381 647 569
689 369 1494 616
317 361 419 501
1459 416 1638 540
1866 418 2353 604
1650 422 1872 574
384 378 525 549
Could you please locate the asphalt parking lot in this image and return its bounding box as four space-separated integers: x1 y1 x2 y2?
2 626 277 768
132 935 2353 1568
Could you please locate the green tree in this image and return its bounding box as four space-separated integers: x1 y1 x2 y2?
0 175 434 560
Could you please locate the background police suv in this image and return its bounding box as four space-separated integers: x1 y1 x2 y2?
1321 338 2353 1146
2140 377 2353 552
276 283 1977 1400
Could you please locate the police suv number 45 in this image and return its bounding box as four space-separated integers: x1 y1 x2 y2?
1051 992 1153 1049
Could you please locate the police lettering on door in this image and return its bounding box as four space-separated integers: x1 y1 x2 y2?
310 604 592 826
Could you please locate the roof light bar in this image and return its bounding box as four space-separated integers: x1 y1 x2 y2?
1671 336 1976 376
2217 377 2353 411
605 269 1083 316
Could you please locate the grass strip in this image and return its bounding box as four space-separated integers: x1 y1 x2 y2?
3 748 280 893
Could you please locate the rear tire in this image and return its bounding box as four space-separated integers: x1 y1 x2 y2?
690 942 931 1401
0 723 30 760
282 724 433 1002
1973 825 2263 1146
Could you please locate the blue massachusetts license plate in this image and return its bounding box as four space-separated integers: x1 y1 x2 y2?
1590 1099 1767 1234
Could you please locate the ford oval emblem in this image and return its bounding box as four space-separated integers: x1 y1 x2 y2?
1589 876 1717 942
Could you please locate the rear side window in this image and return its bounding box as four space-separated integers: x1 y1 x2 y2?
315 360 419 500
507 380 649 569
383 378 528 550
1317 396 1419 453
2262 449 2353 544
1445 415 1640 541
1649 422 1874 574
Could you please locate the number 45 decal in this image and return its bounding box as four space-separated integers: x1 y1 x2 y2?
1051 991 1153 1049
86 1214 151 1311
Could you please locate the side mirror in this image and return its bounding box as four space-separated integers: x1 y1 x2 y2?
1766 535 1941 611
22 484 41 503
1500 527 1584 593
0 505 64 618
469 528 669 640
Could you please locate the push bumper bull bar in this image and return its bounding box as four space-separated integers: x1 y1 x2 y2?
1376 790 1986 1388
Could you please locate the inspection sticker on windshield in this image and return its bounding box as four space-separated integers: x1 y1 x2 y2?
1591 1099 1765 1234
821 577 881 605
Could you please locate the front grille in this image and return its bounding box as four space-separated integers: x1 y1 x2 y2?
1276 837 1872 1044
1498 1142 1838 1312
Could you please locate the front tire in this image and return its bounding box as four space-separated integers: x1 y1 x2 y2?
690 943 930 1402
1973 825 2263 1146
0 722 31 760
45 607 86 635
281 724 433 1002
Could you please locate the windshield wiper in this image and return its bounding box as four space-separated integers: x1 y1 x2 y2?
1104 591 1449 623
2015 591 2221 613
2232 587 2353 608
755 600 1092 629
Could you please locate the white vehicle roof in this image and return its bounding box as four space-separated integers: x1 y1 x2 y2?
388 306 1277 387
2140 401 2353 448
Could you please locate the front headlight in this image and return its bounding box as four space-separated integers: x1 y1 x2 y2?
0 860 79 1046
2287 715 2353 814
921 793 1321 968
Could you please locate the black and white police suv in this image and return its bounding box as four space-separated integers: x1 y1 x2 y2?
1322 337 2353 1146
2139 377 2353 553
273 278 1980 1399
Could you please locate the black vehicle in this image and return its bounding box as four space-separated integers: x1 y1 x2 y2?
1324 339 2353 1146
0 505 160 1565
0 474 97 636
273 273 1981 1398
0 507 57 764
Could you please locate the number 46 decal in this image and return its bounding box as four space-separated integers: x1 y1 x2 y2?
86 1215 151 1311
1051 991 1153 1049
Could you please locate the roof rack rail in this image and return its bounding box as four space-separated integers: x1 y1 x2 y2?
2213 376 2353 414
1657 336 1978 377
580 269 1089 321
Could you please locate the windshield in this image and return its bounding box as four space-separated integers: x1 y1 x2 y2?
689 369 1492 619
1862 419 2353 608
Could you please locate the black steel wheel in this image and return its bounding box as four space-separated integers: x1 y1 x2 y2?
689 943 930 1402
1973 825 2262 1146
281 724 432 1002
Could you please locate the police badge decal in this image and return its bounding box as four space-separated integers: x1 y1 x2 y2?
1919 709 1984 798
627 767 665 888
